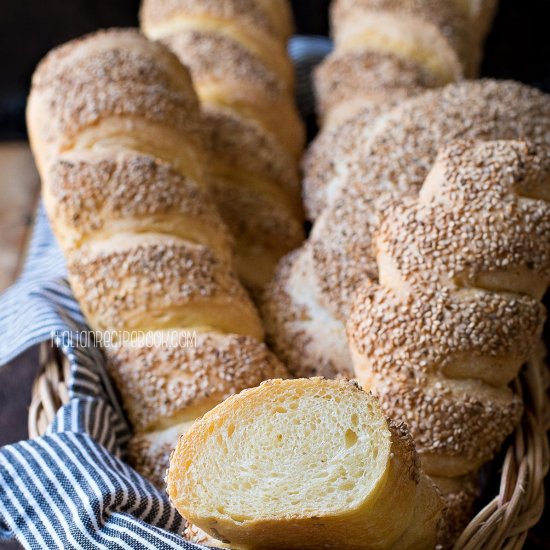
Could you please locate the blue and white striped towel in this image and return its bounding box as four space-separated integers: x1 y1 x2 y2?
0 36 332 550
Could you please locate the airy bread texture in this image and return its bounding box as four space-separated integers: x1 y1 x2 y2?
141 0 305 295
348 139 550 536
264 80 550 383
168 378 443 550
123 332 287 487
27 29 288 486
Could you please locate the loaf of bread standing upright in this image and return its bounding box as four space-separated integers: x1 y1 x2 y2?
27 29 288 487
168 378 444 550
140 0 305 296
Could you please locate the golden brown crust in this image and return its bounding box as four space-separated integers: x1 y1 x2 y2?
373 375 524 477
31 28 194 93
201 106 304 293
160 30 291 99
44 151 232 259
141 0 292 41
331 0 472 70
311 193 386 320
202 107 300 199
110 332 287 432
311 81 550 319
332 0 468 39
314 48 440 126
210 177 304 295
209 178 303 257
28 29 202 160
348 285 545 389
141 0 303 159
202 86 304 160
311 0 477 151
377 141 550 296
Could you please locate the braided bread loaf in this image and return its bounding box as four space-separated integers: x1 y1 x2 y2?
140 0 305 295
27 29 287 487
263 80 550 380
348 138 550 537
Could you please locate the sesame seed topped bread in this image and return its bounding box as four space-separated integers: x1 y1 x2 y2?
308 0 499 221
140 0 305 295
348 139 550 539
27 28 288 487
264 80 550 390
168 378 443 550
261 244 353 379
312 0 497 131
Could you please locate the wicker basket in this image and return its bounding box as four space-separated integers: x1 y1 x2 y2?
29 341 550 549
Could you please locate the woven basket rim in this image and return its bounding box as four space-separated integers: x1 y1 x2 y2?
28 341 550 550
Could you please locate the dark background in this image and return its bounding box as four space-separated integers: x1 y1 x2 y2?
1 0 550 139
0 0 549 548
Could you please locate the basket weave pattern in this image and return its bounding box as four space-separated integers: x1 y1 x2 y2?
28 341 550 549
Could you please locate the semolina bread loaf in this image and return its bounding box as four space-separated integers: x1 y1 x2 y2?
140 0 305 294
347 139 550 542
168 378 443 550
27 29 288 487
264 81 550 385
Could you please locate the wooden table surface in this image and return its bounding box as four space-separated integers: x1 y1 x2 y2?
0 144 38 288
0 143 39 549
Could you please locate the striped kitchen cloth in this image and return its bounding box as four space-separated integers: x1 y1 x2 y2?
0 35 332 550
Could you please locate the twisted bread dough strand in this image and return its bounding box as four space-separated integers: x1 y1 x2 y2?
262 244 353 379
141 0 305 295
313 0 492 131
306 0 498 223
314 49 441 133
27 29 287 487
310 81 550 322
348 139 550 538
296 0 506 327
264 80 550 380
